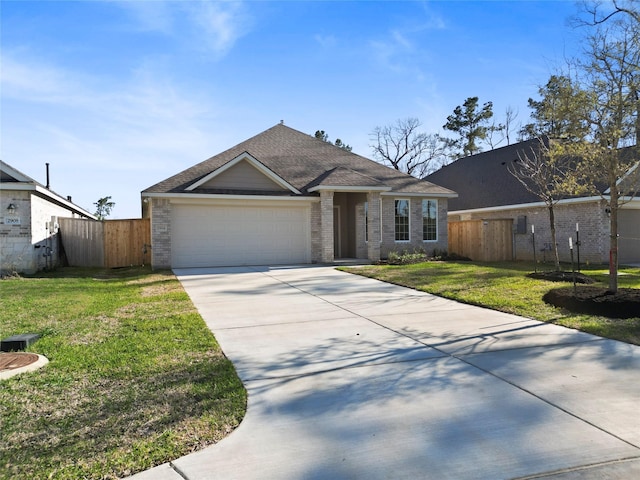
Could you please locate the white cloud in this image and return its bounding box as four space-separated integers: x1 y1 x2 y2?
1 52 223 217
370 28 419 74
0 51 84 102
112 0 175 34
186 1 252 56
113 0 253 58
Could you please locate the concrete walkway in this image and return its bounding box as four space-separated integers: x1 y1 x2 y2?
128 265 640 480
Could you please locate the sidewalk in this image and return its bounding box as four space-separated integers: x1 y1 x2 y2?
127 266 640 479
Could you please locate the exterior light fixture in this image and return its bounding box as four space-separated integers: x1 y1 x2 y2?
6 203 17 214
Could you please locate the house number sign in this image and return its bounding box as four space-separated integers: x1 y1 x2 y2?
4 217 21 225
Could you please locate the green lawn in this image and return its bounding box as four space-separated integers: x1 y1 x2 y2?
0 267 246 480
345 261 640 346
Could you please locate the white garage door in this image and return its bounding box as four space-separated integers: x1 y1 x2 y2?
171 203 311 268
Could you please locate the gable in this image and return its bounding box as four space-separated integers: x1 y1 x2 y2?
196 159 289 192
186 152 301 194
0 161 33 184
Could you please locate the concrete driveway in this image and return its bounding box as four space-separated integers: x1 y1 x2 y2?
129 265 640 480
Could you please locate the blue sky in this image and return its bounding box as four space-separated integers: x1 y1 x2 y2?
2 0 583 219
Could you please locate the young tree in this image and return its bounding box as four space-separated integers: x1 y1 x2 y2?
369 118 448 177
94 196 115 220
314 130 352 152
509 139 588 271
443 96 497 157
563 8 640 292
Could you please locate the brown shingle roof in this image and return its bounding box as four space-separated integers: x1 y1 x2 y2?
426 139 548 211
426 139 636 211
142 124 456 197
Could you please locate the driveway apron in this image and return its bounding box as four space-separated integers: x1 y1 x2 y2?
130 265 640 480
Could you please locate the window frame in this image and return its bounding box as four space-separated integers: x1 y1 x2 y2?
394 199 410 242
422 199 438 242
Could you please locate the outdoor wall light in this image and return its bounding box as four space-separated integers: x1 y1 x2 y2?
6 203 17 214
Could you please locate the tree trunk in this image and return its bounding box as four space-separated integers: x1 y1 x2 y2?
548 205 561 271
609 197 619 293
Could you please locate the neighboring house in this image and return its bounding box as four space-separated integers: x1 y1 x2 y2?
0 160 96 274
426 139 640 265
141 123 457 269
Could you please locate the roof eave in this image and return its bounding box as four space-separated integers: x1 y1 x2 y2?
141 192 320 202
381 191 458 199
307 185 392 193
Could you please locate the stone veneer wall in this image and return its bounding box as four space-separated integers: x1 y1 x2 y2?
150 198 172 269
453 200 609 264
1 191 32 274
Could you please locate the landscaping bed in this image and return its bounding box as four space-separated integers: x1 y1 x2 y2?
544 286 640 319
527 270 595 284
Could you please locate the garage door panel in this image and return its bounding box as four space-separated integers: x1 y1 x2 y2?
171 203 310 268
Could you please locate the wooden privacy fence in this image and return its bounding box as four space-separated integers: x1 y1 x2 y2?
448 219 513 262
59 218 151 268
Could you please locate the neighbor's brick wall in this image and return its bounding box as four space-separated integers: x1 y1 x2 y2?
454 200 609 264
0 191 32 274
150 198 172 269
0 191 84 274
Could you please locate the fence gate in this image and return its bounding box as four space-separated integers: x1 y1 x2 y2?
59 218 151 268
448 219 513 262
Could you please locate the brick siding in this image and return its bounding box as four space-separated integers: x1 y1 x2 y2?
453 199 609 264
150 198 172 269
379 196 449 259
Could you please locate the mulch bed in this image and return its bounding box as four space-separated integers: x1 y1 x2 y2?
527 270 596 284
543 286 640 319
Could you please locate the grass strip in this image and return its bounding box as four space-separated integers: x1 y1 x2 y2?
0 267 246 480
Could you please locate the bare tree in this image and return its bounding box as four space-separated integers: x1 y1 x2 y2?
486 119 506 150
370 118 447 177
575 0 640 26
503 106 519 145
509 138 587 271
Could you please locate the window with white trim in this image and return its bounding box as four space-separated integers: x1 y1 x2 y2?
422 199 438 241
395 199 410 241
